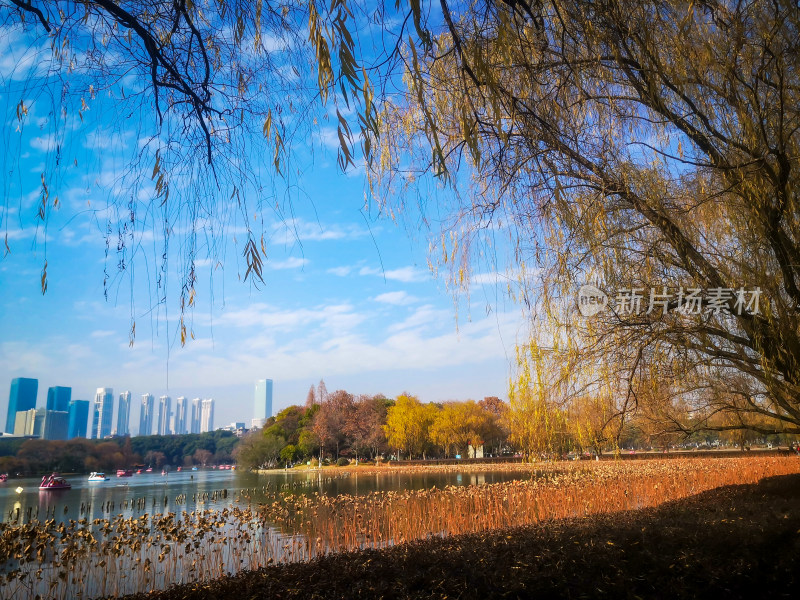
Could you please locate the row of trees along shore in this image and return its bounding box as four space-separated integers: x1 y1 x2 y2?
233 380 799 470
0 431 237 475
3 377 796 474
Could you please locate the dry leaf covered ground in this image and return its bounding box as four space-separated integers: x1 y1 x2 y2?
124 471 800 599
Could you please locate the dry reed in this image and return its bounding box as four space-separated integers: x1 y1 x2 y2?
0 456 797 599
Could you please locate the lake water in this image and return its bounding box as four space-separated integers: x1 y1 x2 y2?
0 467 528 525
1 466 538 599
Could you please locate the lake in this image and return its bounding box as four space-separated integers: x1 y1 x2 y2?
0 467 528 525
0 465 538 599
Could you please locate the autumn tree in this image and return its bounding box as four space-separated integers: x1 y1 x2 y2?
316 379 330 404
192 449 212 467
312 389 353 460
384 394 437 459
430 401 492 458
232 431 283 470
478 396 509 455
343 394 389 460
504 346 570 458
567 395 619 456
305 385 317 409
265 405 306 446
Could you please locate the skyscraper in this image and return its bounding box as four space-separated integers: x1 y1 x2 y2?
190 398 201 434
174 396 187 435
91 388 114 439
252 379 273 429
13 409 37 436
41 410 69 440
139 393 155 436
67 400 90 439
46 386 71 413
200 398 214 433
5 377 38 434
157 396 172 436
116 391 132 436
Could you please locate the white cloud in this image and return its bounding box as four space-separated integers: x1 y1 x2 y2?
313 127 340 151
274 218 368 243
373 291 418 306
218 302 365 334
269 257 308 270
30 134 58 152
327 266 353 277
388 305 452 333
0 27 52 81
359 265 429 283
90 330 116 338
163 309 521 391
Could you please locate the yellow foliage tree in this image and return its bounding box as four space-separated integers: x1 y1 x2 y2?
429 400 492 457
504 345 569 459
383 394 438 460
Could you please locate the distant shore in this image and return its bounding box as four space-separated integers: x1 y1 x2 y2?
123 471 800 600
255 447 796 475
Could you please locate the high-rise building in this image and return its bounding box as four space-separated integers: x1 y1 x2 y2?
42 410 69 440
67 400 90 439
116 391 132 436
91 388 114 439
32 408 47 437
190 398 201 434
13 408 37 436
13 407 66 439
46 386 71 413
139 393 155 436
200 398 214 433
174 396 187 435
5 377 38 434
157 396 172 436
252 379 273 429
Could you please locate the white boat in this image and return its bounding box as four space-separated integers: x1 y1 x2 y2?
88 472 109 482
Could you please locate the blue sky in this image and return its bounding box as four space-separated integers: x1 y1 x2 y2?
0 17 527 434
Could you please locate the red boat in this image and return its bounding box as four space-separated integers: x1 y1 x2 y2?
0 473 8 482
116 469 133 477
39 474 71 490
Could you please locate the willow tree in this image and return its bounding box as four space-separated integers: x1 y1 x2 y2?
504 344 570 457
368 0 800 437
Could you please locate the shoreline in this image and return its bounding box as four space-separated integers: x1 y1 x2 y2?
255 449 796 476
120 472 800 599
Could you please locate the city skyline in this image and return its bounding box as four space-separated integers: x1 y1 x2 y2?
4 374 327 439
3 376 233 440
4 368 503 440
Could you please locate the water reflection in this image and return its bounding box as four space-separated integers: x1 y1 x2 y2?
1 468 529 526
